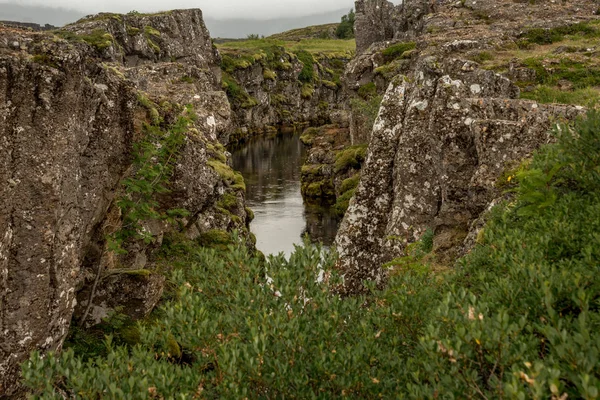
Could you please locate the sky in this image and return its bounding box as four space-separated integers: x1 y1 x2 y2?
5 0 359 19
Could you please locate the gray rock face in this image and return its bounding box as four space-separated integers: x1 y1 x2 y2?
354 0 400 54
354 0 432 54
225 54 351 142
0 9 246 395
335 58 584 293
0 32 136 395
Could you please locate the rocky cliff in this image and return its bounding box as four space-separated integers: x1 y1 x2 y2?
218 42 352 142
0 9 250 396
336 0 598 292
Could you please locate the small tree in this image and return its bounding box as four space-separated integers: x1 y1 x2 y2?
335 9 355 39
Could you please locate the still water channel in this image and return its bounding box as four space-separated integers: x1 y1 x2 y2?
231 132 340 256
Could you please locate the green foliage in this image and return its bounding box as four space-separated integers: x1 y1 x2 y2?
296 49 315 83
143 25 161 38
195 229 236 250
300 127 319 145
54 29 115 51
31 54 58 68
335 9 355 39
126 26 140 36
302 179 335 199
471 50 494 64
334 144 368 174
339 174 360 195
333 175 360 216
383 229 435 272
207 160 246 191
521 22 600 45
109 104 191 253
521 85 600 108
522 57 600 89
262 68 276 80
381 41 416 62
350 96 383 131
221 73 259 109
301 83 315 98
217 192 239 214
357 82 377 99
22 113 600 399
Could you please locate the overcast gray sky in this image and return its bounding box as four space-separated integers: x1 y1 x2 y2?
6 0 367 19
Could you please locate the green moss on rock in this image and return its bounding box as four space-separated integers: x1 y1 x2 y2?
334 144 368 174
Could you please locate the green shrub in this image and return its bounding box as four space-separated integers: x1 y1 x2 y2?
22 113 600 399
296 50 315 83
335 9 355 39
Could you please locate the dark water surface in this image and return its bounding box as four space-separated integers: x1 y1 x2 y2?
231 132 340 256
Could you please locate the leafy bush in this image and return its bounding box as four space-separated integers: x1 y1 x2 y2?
296 50 315 83
23 113 600 398
335 9 355 39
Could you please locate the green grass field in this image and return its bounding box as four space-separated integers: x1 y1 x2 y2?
217 38 355 58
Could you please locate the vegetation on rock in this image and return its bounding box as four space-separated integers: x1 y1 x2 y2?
335 9 355 40
23 112 600 398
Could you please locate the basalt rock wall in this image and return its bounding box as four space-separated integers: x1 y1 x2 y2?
335 57 584 292
223 52 351 142
0 9 249 396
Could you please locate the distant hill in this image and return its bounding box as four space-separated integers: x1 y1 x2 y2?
0 4 348 39
268 23 339 41
0 3 83 26
205 9 348 39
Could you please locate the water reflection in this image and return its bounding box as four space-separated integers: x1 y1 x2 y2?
231 132 340 256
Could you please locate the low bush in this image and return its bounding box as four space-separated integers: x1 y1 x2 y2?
23 112 600 398
296 50 316 83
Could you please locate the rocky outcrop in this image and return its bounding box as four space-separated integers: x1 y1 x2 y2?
0 21 57 31
222 49 351 142
0 9 250 396
336 55 585 293
354 0 432 54
336 0 598 292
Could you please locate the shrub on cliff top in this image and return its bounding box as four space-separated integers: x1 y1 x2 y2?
296 49 316 83
23 113 600 398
